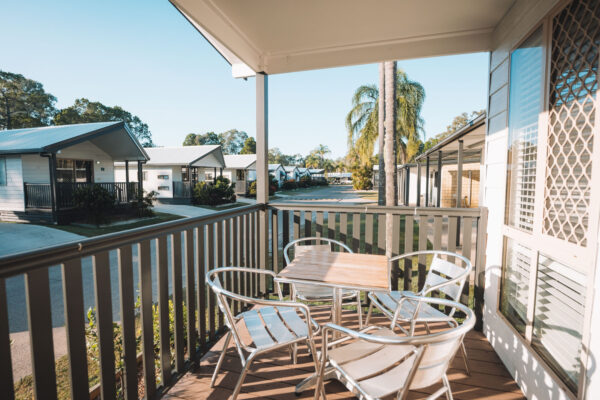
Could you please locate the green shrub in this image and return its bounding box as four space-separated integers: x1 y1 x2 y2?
350 164 373 190
193 176 236 205
134 190 157 217
282 179 298 190
72 184 116 226
246 175 277 197
298 175 311 188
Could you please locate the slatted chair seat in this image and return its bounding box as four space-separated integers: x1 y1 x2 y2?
315 297 477 400
372 291 454 322
207 267 320 400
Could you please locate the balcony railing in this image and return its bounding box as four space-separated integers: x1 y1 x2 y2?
24 182 138 209
0 202 486 399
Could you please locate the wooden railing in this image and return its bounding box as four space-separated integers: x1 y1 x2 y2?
0 204 262 400
24 182 138 209
266 203 487 323
0 202 487 399
173 181 193 198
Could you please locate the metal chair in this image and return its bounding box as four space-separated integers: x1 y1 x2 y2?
315 296 476 400
365 250 472 374
207 267 321 400
283 236 363 328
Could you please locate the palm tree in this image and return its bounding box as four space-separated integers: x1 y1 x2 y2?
346 69 425 165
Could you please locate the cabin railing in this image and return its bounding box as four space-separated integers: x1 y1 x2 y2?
24 182 138 209
0 202 487 399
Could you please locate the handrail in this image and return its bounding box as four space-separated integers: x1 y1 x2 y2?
0 203 264 278
268 202 482 216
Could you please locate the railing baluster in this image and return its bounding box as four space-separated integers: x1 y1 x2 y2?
271 210 279 273
282 211 290 267
25 268 57 399
186 229 197 363
253 211 259 294
377 214 385 255
418 215 428 289
447 216 458 263
171 232 185 372
196 225 207 349
403 215 414 291
352 213 360 253
118 245 138 400
316 211 324 240
433 215 443 250
93 251 116 400
207 224 216 340
157 235 171 385
327 211 336 241
339 212 348 247
461 217 473 305
293 210 300 240
365 213 373 254
138 240 156 398
392 215 400 288
233 217 240 313
61 259 89 399
217 221 225 327
0 278 14 400
244 214 251 297
304 210 311 239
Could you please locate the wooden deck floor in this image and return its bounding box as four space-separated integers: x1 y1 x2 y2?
163 308 525 400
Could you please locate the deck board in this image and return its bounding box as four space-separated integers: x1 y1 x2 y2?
164 309 525 400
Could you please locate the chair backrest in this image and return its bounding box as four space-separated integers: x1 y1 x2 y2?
423 255 470 301
283 236 352 265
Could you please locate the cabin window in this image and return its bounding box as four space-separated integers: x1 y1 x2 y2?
0 157 6 186
157 175 169 180
236 170 245 180
182 167 189 182
56 159 92 183
158 186 170 191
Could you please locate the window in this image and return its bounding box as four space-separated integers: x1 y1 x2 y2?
0 157 6 186
157 175 169 180
236 169 245 180
500 238 533 335
158 186 170 191
56 159 92 183
505 27 543 232
182 167 189 182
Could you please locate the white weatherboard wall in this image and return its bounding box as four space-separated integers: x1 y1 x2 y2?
482 1 580 400
0 156 25 211
115 165 179 198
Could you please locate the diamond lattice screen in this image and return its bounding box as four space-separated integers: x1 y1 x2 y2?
544 0 599 246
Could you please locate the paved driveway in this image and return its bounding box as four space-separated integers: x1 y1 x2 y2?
275 184 375 204
0 222 85 256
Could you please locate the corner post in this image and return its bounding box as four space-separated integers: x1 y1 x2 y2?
425 156 430 207
436 151 442 207
404 166 410 205
256 72 269 295
457 140 463 207
48 153 58 224
137 160 143 205
125 160 130 201
416 162 421 207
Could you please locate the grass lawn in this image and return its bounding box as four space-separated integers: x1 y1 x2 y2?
194 202 249 211
356 191 378 201
46 212 182 237
275 185 327 196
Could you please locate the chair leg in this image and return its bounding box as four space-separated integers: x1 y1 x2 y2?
231 352 257 400
308 340 326 400
442 373 454 400
460 342 470 375
366 301 374 325
356 293 363 329
211 331 232 388
292 343 298 364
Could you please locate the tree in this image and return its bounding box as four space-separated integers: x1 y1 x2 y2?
0 70 57 130
220 129 249 154
240 137 256 154
346 69 425 165
182 132 222 146
54 98 154 146
305 144 332 169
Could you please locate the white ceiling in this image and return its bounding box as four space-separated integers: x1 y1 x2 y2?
171 0 516 77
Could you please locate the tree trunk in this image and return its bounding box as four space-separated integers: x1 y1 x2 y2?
378 63 385 205
384 61 397 259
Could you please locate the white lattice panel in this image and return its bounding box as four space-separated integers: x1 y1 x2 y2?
543 0 599 247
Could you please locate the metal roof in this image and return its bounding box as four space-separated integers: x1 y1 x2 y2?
224 154 256 169
268 163 284 170
141 145 225 167
283 166 299 172
0 121 148 161
308 168 324 174
415 112 486 163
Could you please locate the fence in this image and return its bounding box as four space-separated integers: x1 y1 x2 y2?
24 182 138 209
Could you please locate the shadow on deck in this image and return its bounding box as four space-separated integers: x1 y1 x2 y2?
164 308 525 400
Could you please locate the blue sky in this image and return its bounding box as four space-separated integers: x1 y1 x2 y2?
1 0 489 159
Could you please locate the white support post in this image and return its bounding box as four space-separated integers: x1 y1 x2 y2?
256 73 269 295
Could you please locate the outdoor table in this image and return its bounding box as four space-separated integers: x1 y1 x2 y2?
275 248 390 394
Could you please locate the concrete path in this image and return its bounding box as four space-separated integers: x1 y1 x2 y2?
274 184 375 204
154 204 216 218
0 223 84 257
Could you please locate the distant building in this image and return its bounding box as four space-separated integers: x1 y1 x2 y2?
223 154 256 194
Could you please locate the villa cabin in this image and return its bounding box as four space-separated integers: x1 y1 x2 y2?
282 165 300 181
0 121 148 223
268 163 286 187
297 167 311 179
114 145 225 201
223 154 256 195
